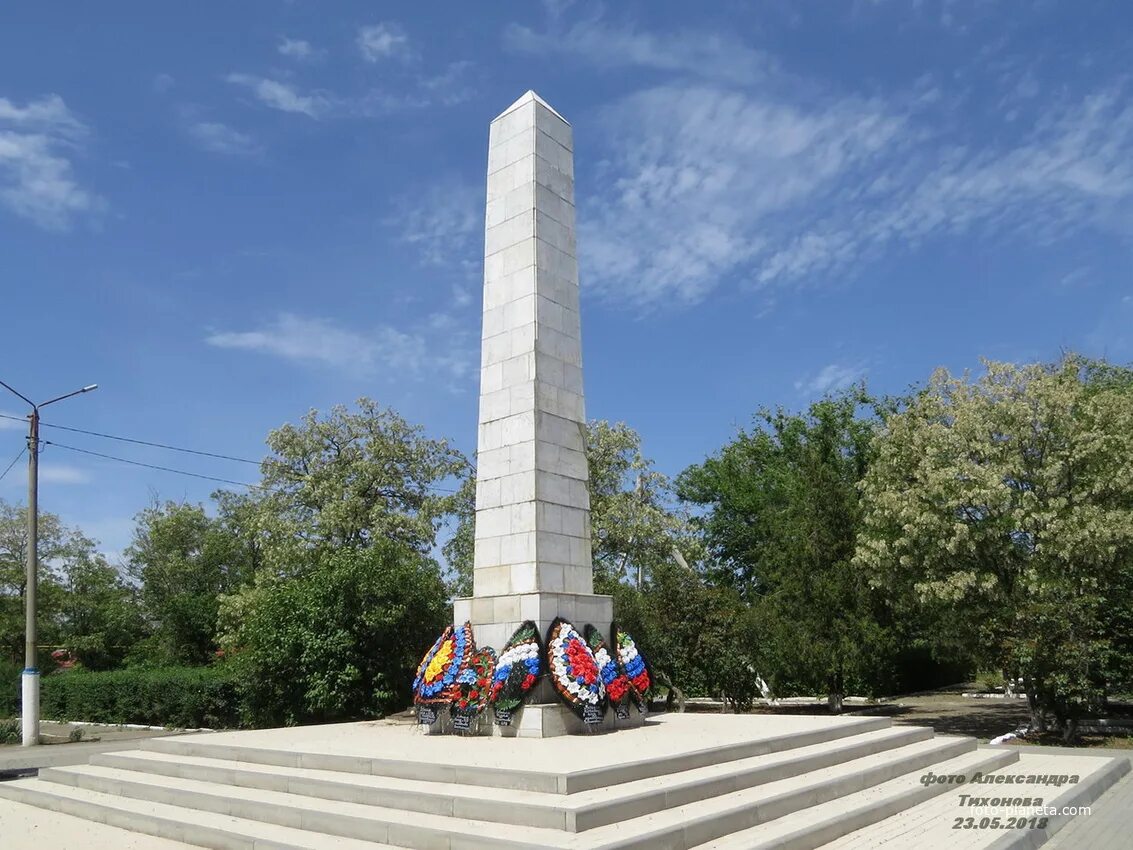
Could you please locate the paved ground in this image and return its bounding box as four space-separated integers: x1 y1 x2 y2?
162 712 883 775
0 722 184 774
0 725 201 848
1026 745 1133 849
821 749 1126 849
0 799 195 849
871 692 1031 741
741 683 1131 747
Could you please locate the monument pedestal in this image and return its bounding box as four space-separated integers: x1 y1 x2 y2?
422 702 647 738
453 591 622 737
494 702 647 738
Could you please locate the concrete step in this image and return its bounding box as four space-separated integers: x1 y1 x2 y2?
92 724 932 832
564 724 934 831
577 735 993 849
85 753 574 831
140 715 892 794
0 776 397 850
689 747 1019 849
33 763 572 849
34 733 985 850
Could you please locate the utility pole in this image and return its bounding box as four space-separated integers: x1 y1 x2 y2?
25 406 39 748
0 379 97 746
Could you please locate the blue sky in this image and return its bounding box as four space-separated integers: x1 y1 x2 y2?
1 1 1131 562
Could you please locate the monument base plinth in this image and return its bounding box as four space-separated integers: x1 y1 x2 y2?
422 701 647 738
495 702 647 738
452 591 623 736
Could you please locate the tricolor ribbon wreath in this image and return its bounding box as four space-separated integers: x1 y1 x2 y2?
489 620 544 711
412 621 474 705
584 624 633 711
611 621 652 712
411 619 651 725
546 617 605 719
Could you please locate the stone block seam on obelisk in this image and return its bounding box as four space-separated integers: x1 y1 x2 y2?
473 91 594 605
448 90 625 734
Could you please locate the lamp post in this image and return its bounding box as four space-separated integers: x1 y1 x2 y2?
0 379 98 746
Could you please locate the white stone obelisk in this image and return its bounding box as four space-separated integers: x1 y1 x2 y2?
452 91 618 736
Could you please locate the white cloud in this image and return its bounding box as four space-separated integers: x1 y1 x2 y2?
187 121 259 156
278 37 314 60
581 79 1133 308
503 17 774 84
152 73 175 94
350 66 476 116
389 178 481 268
451 284 474 308
38 464 90 485
417 61 476 107
752 86 1133 286
795 363 869 396
0 95 85 134
205 313 473 384
0 94 99 229
226 64 468 120
357 23 410 62
582 84 905 305
226 74 329 118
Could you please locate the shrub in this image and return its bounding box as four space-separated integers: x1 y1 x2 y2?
0 660 20 719
38 665 240 729
0 717 18 744
220 541 448 727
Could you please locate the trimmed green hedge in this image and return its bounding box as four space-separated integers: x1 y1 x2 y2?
33 665 241 729
1 660 19 719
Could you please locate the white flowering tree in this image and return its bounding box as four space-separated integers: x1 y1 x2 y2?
855 356 1133 741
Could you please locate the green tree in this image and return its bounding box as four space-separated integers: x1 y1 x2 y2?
126 501 254 664
218 541 448 726
616 560 761 711
441 475 475 598
0 499 100 663
855 357 1133 740
57 543 145 670
248 398 469 576
588 421 703 589
678 390 890 712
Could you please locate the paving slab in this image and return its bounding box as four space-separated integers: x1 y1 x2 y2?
1038 746 1133 850
0 720 186 773
152 713 882 779
818 750 1129 848
0 796 194 849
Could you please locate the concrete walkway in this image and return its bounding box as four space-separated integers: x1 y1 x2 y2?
0 722 187 773
1032 745 1133 849
0 724 200 848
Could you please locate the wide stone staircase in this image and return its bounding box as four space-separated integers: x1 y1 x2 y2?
0 714 1054 849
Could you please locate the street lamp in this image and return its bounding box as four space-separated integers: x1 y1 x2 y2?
0 379 98 746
